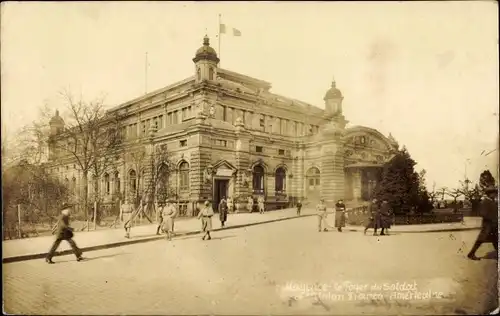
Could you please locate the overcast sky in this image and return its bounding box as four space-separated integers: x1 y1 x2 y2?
1 1 498 189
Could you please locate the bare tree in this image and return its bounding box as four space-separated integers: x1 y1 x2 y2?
22 91 123 220
445 188 462 212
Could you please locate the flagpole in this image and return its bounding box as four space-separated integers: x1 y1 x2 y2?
145 52 148 95
218 13 221 66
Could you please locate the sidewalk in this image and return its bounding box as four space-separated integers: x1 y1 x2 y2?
2 208 481 263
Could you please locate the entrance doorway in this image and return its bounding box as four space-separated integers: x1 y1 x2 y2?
213 179 229 212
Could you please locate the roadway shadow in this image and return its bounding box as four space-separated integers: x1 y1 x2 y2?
482 251 498 260
54 252 131 263
208 235 236 241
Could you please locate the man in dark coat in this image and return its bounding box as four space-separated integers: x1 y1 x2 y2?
364 198 379 235
378 200 392 236
296 200 303 216
335 199 347 232
219 196 228 228
467 187 498 260
46 204 84 264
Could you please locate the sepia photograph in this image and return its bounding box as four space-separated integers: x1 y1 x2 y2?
1 1 498 315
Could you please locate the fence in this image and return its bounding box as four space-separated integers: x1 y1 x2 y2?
2 200 195 240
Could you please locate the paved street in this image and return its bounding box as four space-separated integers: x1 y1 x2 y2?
4 216 497 315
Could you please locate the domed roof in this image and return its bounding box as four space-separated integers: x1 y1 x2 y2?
323 79 343 100
193 35 220 63
49 110 65 126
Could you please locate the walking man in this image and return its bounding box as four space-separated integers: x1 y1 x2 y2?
198 201 214 240
219 196 228 228
467 186 498 260
379 200 392 236
258 195 265 214
46 204 84 264
121 197 134 238
317 199 329 232
247 196 254 213
296 200 303 216
364 198 379 235
227 196 234 213
156 200 164 235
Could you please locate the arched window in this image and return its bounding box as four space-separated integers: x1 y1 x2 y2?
179 162 189 190
104 173 110 195
129 170 137 192
275 167 286 194
253 165 265 194
306 167 321 186
197 67 201 81
114 172 120 194
209 67 214 80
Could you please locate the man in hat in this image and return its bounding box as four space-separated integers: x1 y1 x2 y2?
317 199 329 232
46 203 84 264
121 197 134 238
219 196 228 228
364 198 380 235
198 201 214 240
467 186 498 260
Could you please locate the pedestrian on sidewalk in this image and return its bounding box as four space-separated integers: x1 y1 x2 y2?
161 201 177 241
46 204 84 264
467 186 498 260
219 196 228 228
317 199 330 232
258 195 265 214
198 201 214 240
227 196 234 213
335 199 347 232
364 199 379 235
378 200 392 236
121 197 134 238
247 196 254 213
296 200 303 216
156 200 164 235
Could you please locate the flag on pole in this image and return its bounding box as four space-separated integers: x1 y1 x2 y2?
232 28 242 36
219 23 242 37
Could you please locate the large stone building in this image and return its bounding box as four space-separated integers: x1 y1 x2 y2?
47 36 399 216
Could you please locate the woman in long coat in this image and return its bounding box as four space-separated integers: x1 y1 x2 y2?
379 200 392 235
335 199 347 232
219 197 228 228
161 201 177 241
198 201 214 240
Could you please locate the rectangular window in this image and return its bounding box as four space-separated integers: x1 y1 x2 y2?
278 149 285 156
315 178 320 185
158 115 163 129
309 179 314 186
180 140 187 147
259 115 265 128
256 146 263 153
141 122 146 136
154 117 159 129
167 113 172 125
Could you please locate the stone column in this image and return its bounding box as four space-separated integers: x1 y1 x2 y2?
234 119 252 212
352 169 362 201
320 144 337 207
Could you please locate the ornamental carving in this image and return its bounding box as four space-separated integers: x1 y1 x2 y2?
204 165 214 184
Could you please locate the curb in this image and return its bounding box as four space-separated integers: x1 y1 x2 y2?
2 214 479 264
2 214 315 264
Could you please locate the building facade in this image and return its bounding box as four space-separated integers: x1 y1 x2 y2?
46 36 399 216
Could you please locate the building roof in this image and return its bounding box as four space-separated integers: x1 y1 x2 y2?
49 110 65 126
192 35 219 63
323 80 342 100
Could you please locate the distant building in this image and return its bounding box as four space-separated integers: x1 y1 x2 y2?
46 36 399 215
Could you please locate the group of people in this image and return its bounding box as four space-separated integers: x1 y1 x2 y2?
315 198 393 235
363 198 393 236
246 196 266 213
316 199 350 232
